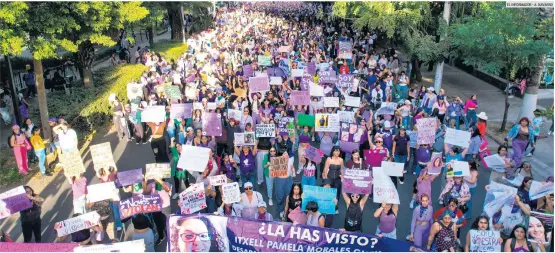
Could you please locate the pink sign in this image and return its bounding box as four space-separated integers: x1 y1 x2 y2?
0 186 32 220
363 149 388 168
304 145 324 163
202 113 223 137
287 206 308 225
248 76 270 93
0 243 78 252
243 64 253 77
342 169 372 195
290 91 310 106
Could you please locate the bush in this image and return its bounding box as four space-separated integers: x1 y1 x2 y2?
151 40 188 61
30 64 146 144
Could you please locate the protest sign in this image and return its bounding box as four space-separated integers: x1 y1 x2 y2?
297 114 315 127
503 174 525 187
375 102 398 116
340 141 359 153
381 161 404 177
288 206 308 225
310 101 324 111
528 211 553 246
304 145 324 163
301 185 337 214
338 110 356 123
407 130 418 148
344 95 361 107
529 180 554 200
0 243 78 252
87 182 117 203
428 152 443 175
234 132 256 146
127 82 143 100
119 194 162 219
193 102 204 111
337 74 354 88
279 45 290 53
227 109 242 121
258 55 271 66
279 59 290 76
342 169 372 195
59 151 86 177
177 146 210 172
290 90 310 106
363 149 388 168
270 76 282 85
315 113 340 132
416 118 437 145
0 186 31 220
115 168 143 187
323 97 339 108
483 154 507 169
249 76 270 93
185 74 196 83
307 62 316 75
167 214 425 252
145 163 171 179
141 106 165 123
222 182 241 204
170 103 193 119
54 211 100 237
74 240 145 253
164 86 181 100
452 161 470 176
338 41 353 59
340 122 365 143
292 69 304 77
270 156 289 178
318 62 330 71
372 168 400 204
209 175 228 186
318 70 337 83
256 124 275 138
445 128 471 148
243 64 253 77
202 112 222 136
469 230 502 252
207 102 217 110
309 82 324 97
180 183 207 214
89 142 116 171
483 181 517 223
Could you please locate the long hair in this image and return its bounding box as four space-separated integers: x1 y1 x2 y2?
288 183 303 200
470 216 490 230
170 216 225 252
509 224 527 239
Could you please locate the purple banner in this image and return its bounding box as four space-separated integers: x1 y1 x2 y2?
0 243 78 252
202 112 223 136
343 169 372 195
243 64 253 77
307 62 316 75
119 194 162 220
168 214 426 252
318 70 337 84
290 91 310 106
340 122 365 143
304 145 324 163
363 149 388 168
340 141 360 153
170 103 193 119
185 74 197 83
116 168 143 187
0 186 32 220
249 76 270 93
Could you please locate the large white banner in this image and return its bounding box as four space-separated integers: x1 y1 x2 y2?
445 128 471 148
178 146 211 172
54 211 100 237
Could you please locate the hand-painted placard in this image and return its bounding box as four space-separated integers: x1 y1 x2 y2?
54 211 100 237
290 91 310 106
337 74 354 88
310 101 324 112
222 182 241 204
309 82 324 97
270 156 289 178
234 132 256 146
164 86 181 100
338 41 353 59
180 183 207 214
469 230 502 252
89 142 116 171
323 97 339 108
372 168 400 204
344 95 361 107
119 194 162 219
318 70 337 84
209 175 228 186
428 152 443 175
315 113 340 132
0 243 78 252
338 110 356 124
342 169 372 195
381 161 404 177
59 151 86 177
227 109 242 121
202 112 222 136
256 124 275 138
416 118 437 145
145 163 171 179
141 106 165 123
304 145 324 163
116 168 143 187
170 103 193 119
243 64 253 77
445 128 471 148
0 186 31 220
87 182 117 203
249 76 270 93
258 55 271 66
177 146 210 172
301 185 337 214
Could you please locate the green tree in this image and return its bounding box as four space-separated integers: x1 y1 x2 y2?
450 2 552 130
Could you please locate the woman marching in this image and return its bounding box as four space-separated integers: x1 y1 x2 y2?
341 191 370 232
374 200 399 239
505 117 535 168
409 194 433 247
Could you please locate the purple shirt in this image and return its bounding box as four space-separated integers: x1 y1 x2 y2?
416 146 431 163
379 129 394 151
239 151 255 174
379 211 396 233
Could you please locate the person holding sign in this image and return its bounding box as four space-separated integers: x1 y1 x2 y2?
20 186 44 243
392 127 410 185
374 200 399 239
283 183 303 222
439 175 471 217
144 178 171 246
341 191 369 232
240 182 264 220
323 147 345 211
170 141 188 199
299 153 317 186
504 224 546 252
464 216 502 252
234 140 258 190
262 148 278 206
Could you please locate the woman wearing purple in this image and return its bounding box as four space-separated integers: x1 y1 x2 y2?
409 194 433 247
506 117 535 168
234 140 258 190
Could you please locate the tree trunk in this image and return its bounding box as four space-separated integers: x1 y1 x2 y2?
167 3 184 41
411 56 423 82
77 40 95 88
500 71 512 131
149 22 155 47
5 55 21 125
518 57 544 120
33 59 51 140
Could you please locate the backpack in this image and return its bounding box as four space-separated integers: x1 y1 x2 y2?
509 237 534 252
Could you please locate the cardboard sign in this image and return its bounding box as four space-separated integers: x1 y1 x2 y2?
127 82 143 100
323 97 339 108
74 240 145 253
0 186 32 220
344 95 361 107
445 128 471 148
164 86 181 100
89 142 116 171
54 211 100 237
338 111 356 124
222 182 241 204
270 156 289 178
87 182 117 203
342 169 372 195
209 175 228 186
258 55 272 66
59 151 86 177
309 82 324 97
249 76 270 93
337 74 354 88
227 109 242 121
428 152 443 175
234 132 256 146
469 230 502 252
180 183 207 214
381 161 404 177
301 185 337 214
315 113 340 132
255 124 276 138
416 118 437 145
141 106 165 123
170 103 193 119
202 112 222 136
304 145 324 163
270 76 282 85
145 163 171 179
318 70 337 84
290 90 311 106
119 194 162 219
116 168 143 187
177 146 210 172
372 168 400 204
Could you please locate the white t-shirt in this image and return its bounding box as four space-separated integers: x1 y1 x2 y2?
57 129 77 151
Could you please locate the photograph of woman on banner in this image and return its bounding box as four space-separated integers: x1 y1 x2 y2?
169 216 228 252
528 215 550 245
